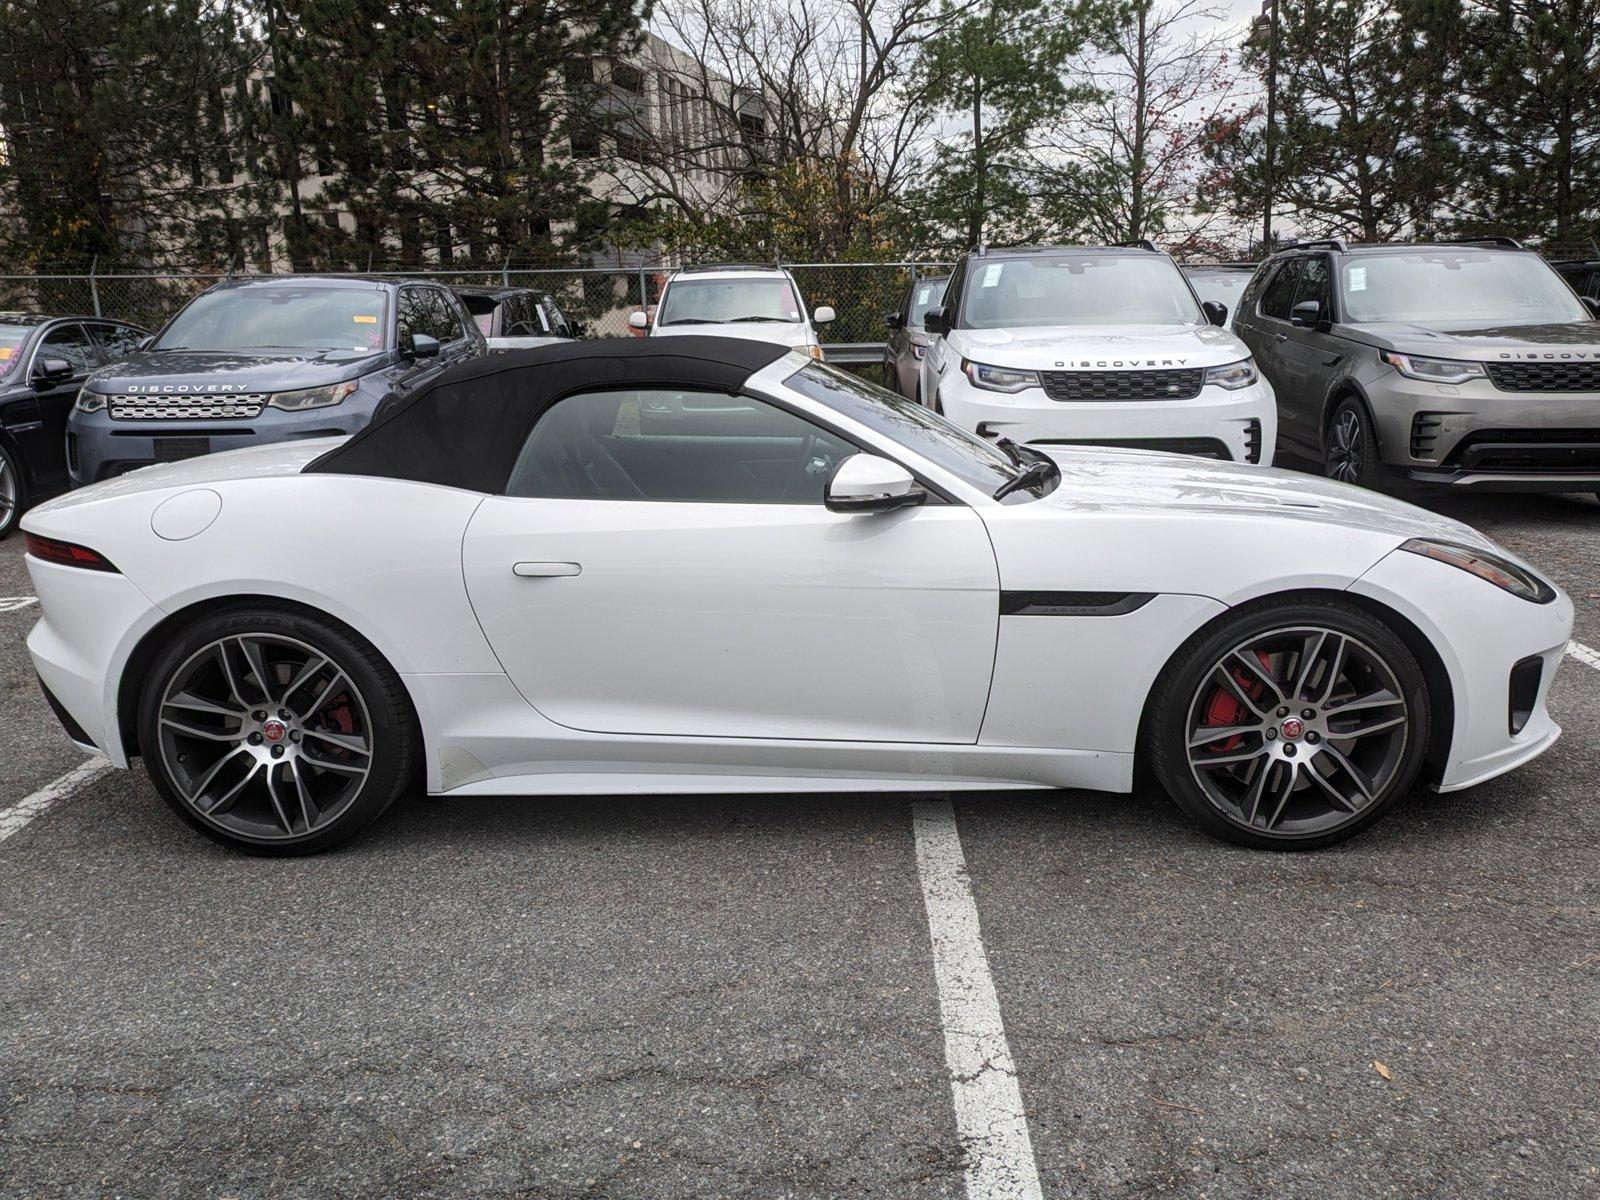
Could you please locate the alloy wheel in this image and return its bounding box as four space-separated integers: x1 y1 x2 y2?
0 453 16 531
1185 625 1411 837
155 633 374 841
1326 408 1366 483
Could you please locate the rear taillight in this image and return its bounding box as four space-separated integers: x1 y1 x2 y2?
23 533 119 573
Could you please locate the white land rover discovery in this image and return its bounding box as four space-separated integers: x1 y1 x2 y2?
632 264 834 357
920 244 1277 465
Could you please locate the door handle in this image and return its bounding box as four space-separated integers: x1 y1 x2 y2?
512 561 582 578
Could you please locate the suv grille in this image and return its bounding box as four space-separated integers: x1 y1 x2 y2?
109 393 268 421
1445 427 1600 472
1039 368 1204 402
1485 362 1600 392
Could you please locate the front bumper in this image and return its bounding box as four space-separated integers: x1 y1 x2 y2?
939 375 1277 465
1350 546 1573 792
1370 373 1600 490
67 400 377 487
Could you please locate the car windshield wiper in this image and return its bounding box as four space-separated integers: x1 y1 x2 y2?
992 458 1058 501
659 317 718 325
994 436 1026 467
727 316 792 323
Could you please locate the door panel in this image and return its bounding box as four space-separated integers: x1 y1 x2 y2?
461 498 1001 743
27 323 99 491
1276 256 1336 450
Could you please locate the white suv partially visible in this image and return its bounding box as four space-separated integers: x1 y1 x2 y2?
920 244 1277 465
632 265 834 357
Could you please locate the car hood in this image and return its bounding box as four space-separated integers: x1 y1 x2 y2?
1033 446 1496 546
949 323 1249 369
650 324 814 349
25 438 345 520
85 349 388 393
1340 321 1600 361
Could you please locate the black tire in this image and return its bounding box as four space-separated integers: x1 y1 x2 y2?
0 441 21 540
1146 596 1430 851
1323 396 1384 490
137 604 418 855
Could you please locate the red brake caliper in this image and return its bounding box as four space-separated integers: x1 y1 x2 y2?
1199 652 1272 753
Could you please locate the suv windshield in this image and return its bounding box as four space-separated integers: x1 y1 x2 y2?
961 254 1204 329
1339 251 1589 327
658 277 802 326
785 361 1039 498
156 287 389 353
907 277 949 330
0 325 32 376
1185 270 1252 310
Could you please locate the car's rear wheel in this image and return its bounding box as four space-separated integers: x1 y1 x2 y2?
0 442 20 539
137 606 417 854
1147 598 1430 850
1324 397 1382 489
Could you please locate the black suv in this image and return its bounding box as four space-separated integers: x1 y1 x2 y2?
68 276 485 484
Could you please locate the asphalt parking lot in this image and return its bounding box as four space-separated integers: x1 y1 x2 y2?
3 489 1599 1199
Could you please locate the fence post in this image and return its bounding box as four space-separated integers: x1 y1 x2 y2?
502 255 512 288
88 256 102 317
637 263 648 316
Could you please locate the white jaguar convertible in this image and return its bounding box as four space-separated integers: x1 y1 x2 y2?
21 338 1572 853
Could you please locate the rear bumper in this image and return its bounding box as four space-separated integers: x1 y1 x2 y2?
940 376 1278 465
24 555 164 765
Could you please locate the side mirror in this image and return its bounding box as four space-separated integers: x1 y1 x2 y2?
135 336 153 352
1290 299 1322 329
405 333 441 359
1202 300 1229 327
568 319 586 338
628 311 649 330
813 305 836 325
923 306 949 337
1583 296 1600 319
33 357 75 383
825 453 926 515
885 311 903 330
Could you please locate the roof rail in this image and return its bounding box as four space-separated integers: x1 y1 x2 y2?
1437 236 1524 250
678 262 787 273
1114 239 1161 252
1279 239 1348 253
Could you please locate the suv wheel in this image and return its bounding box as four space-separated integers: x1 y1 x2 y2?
1324 397 1382 489
1147 597 1430 850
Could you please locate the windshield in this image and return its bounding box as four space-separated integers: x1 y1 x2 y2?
784 361 1035 498
960 255 1204 329
155 287 389 353
1339 252 1589 327
658 277 802 326
907 277 949 330
0 325 30 376
1184 270 1253 310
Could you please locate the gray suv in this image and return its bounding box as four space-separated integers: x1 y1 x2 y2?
1234 239 1600 494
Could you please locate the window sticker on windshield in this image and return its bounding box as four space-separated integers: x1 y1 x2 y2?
0 348 12 360
916 285 934 305
353 313 378 324
980 264 1003 288
1348 266 1367 292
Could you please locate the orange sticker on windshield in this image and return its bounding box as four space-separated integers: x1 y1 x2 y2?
353 314 378 324
0 348 13 360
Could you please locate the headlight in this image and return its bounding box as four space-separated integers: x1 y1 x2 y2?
963 359 1040 393
1380 350 1486 385
1204 358 1258 390
75 393 107 413
912 344 926 360
1400 538 1556 604
266 380 359 411
805 344 825 360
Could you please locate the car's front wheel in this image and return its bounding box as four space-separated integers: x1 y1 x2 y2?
137 605 418 854
1147 598 1430 850
0 442 21 539
1324 397 1383 489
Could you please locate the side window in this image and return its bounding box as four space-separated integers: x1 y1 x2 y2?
1259 259 1302 321
506 388 857 504
430 289 471 342
544 296 571 337
505 296 539 337
89 323 145 363
397 287 428 344
1294 255 1333 318
943 259 968 323
36 323 99 376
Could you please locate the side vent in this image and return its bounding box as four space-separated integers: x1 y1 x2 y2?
1410 412 1444 460
1244 419 1263 464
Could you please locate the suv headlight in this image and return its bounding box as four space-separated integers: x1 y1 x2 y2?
1400 538 1556 604
1204 358 1258 390
963 359 1040 393
1380 350 1486 385
267 380 359 411
75 392 107 413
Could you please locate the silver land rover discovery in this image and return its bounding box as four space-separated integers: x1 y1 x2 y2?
1234 238 1600 497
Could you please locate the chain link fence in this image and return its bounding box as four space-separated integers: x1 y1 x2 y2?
0 263 956 352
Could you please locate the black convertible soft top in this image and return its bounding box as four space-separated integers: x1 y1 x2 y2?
306 336 792 493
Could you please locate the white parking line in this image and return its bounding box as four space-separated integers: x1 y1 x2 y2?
0 758 112 846
912 799 1043 1200
0 596 38 613
1567 641 1600 673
